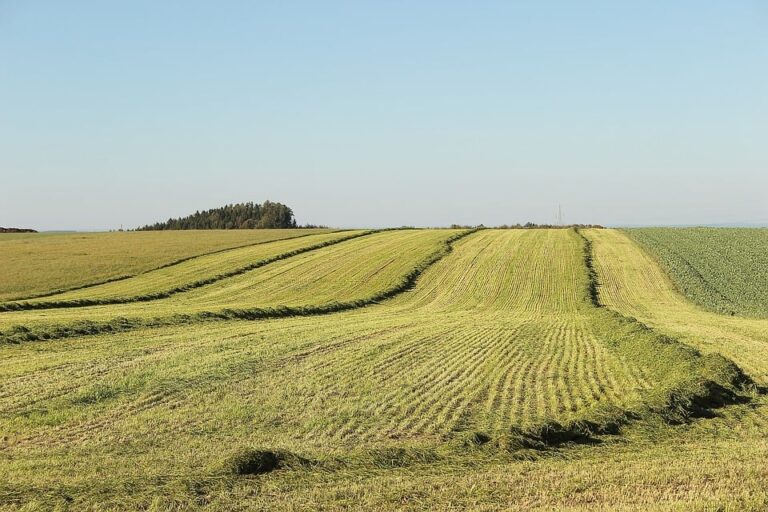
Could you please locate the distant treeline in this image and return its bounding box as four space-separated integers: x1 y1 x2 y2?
0 227 37 233
450 223 605 229
137 201 298 230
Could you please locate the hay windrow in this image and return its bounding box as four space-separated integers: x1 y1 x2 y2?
0 229 478 344
0 230 374 311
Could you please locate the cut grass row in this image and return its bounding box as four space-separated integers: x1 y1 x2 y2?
0 230 367 310
0 229 469 342
0 229 330 302
207 413 768 511
212 229 768 510
0 229 753 510
0 231 651 447
588 228 768 384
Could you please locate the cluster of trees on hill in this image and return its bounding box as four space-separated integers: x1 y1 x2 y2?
0 227 37 233
137 201 297 230
449 223 605 229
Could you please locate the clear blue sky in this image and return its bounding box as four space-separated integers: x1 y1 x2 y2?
1 1 766 230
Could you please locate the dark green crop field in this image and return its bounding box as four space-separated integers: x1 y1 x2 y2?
626 228 768 318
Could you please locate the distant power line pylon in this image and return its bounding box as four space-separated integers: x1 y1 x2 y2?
557 205 563 226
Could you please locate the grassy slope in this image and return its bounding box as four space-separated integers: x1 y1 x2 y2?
6 231 363 306
208 229 768 511
625 227 768 318
0 229 747 510
589 229 768 383
0 230 459 334
0 229 331 301
214 418 768 511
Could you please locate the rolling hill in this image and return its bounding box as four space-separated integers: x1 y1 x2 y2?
1 227 766 510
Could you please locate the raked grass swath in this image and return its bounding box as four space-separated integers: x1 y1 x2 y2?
0 228 333 302
0 228 766 510
1 230 366 308
0 229 465 339
588 229 768 384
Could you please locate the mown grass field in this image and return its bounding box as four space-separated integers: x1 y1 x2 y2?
0 230 461 334
0 229 332 302
589 229 768 383
5 230 364 306
1 228 766 510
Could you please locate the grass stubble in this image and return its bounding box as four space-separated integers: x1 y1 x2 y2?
0 228 766 510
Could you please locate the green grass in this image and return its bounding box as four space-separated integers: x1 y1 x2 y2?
2 230 365 308
0 229 463 337
589 229 768 384
0 229 333 302
625 227 768 318
0 228 766 510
